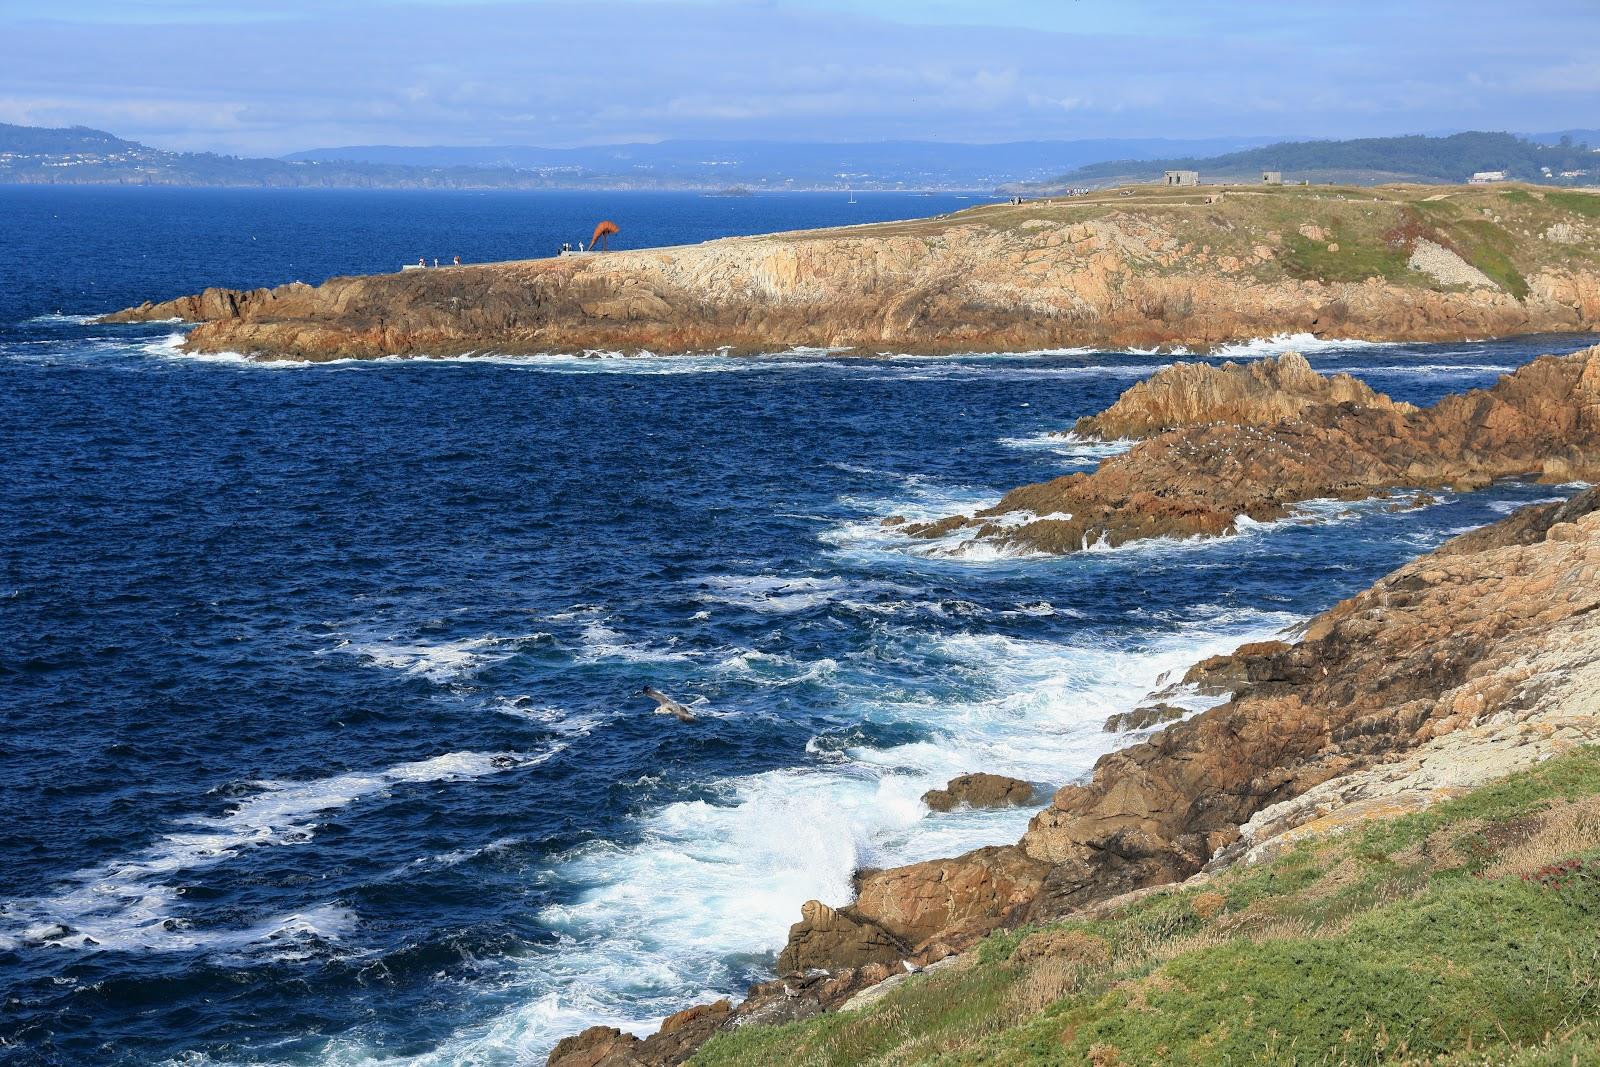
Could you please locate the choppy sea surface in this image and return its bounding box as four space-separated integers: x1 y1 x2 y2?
2 187 1595 1066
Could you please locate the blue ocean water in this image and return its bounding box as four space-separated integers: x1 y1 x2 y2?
1 187 1595 1066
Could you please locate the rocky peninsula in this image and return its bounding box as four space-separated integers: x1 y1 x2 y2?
549 342 1600 1067
103 183 1600 361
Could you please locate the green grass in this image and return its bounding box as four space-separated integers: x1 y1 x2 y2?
1521 189 1600 220
692 748 1600 1066
1280 226 1413 284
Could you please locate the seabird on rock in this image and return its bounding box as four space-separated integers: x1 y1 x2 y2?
639 685 697 722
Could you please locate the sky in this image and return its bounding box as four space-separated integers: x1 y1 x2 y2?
0 0 1596 155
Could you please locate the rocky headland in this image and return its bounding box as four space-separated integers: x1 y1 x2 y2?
907 345 1600 555
103 183 1600 361
548 343 1600 1067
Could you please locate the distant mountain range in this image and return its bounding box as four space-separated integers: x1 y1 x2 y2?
1022 132 1600 191
3 123 1596 192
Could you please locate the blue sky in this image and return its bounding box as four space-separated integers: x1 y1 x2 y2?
0 0 1595 154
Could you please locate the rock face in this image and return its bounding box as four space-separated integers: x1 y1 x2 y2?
103 184 1600 361
778 846 1050 974
1019 486 1600 909
910 344 1600 555
921 772 1035 811
1069 352 1411 440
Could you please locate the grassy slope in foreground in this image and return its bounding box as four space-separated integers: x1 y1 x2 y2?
695 748 1600 1066
103 183 1600 360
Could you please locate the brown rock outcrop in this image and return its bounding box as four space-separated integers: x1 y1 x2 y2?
1018 486 1600 912
910 344 1600 555
546 1001 734 1067
103 184 1600 361
1070 352 1411 440
921 772 1035 811
773 900 910 974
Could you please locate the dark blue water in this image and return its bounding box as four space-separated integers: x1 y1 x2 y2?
2 187 1595 1066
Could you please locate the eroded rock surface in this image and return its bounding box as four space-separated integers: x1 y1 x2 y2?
1070 352 1411 440
1019 487 1600 912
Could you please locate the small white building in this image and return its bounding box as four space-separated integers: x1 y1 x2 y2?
1261 171 1283 185
1469 171 1508 184
1164 169 1200 187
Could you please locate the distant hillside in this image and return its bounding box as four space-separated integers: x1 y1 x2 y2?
0 123 608 190
0 122 1284 191
1026 132 1600 190
283 136 1283 190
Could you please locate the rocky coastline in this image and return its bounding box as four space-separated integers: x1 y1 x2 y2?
101 183 1600 361
906 345 1600 555
549 344 1600 1067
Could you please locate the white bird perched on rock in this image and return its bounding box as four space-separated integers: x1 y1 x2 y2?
639 685 697 722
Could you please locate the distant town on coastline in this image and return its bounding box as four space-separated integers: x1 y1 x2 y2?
2 123 1596 192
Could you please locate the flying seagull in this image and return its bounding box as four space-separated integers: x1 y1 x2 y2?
639 685 697 723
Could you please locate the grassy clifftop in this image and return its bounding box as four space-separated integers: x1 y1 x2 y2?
695 748 1600 1066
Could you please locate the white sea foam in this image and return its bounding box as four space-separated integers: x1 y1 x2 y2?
1199 333 1404 359
699 573 915 614
339 634 528 682
1341 362 1517 377
23 312 101 325
1 749 550 955
302 602 1296 1066
998 431 1135 463
576 621 692 664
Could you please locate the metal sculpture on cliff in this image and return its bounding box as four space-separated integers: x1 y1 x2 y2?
590 219 619 251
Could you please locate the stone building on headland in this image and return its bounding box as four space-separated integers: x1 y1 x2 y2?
1164 169 1200 186
1261 171 1283 185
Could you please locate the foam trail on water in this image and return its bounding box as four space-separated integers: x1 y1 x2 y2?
1200 333 1404 358
1 749 554 954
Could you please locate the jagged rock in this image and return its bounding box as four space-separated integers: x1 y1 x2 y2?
1070 353 1411 440
922 772 1035 811
911 345 1600 556
545 1001 736 1067
1017 488 1600 915
547 1026 642 1067
774 900 910 974
1102 703 1188 732
850 845 1051 950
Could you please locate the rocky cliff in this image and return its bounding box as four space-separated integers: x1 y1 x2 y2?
908 344 1600 554
104 183 1600 361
